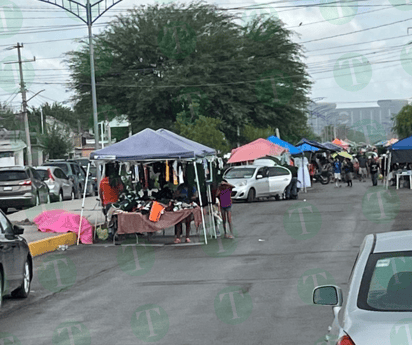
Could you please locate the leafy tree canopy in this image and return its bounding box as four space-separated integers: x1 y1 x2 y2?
66 1 312 149
39 124 73 159
393 104 412 139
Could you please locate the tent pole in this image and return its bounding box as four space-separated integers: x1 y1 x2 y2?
194 162 208 245
77 162 91 245
207 184 217 238
386 152 392 190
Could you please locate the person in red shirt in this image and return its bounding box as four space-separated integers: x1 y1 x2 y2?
99 163 124 215
216 180 235 239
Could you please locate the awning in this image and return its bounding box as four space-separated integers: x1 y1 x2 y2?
228 138 288 163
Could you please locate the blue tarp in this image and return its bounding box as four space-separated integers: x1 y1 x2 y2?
390 136 412 150
296 143 319 152
90 128 215 161
297 138 332 151
322 142 343 151
267 135 302 155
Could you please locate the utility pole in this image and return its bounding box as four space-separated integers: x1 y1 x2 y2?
4 44 36 166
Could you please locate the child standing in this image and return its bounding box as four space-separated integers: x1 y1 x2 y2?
216 180 235 239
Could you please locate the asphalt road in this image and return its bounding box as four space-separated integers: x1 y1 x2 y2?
0 179 410 345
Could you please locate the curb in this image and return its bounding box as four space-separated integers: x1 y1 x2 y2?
28 233 78 257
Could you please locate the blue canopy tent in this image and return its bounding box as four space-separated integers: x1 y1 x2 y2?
389 135 412 163
266 135 302 155
322 142 343 152
296 138 335 151
296 143 319 152
90 128 217 244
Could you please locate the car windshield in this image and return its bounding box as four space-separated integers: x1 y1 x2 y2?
359 252 412 311
35 169 48 181
224 168 256 179
47 163 69 174
0 170 28 181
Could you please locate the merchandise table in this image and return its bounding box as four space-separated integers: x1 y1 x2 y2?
115 205 203 234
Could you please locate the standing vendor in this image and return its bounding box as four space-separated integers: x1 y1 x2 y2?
100 163 124 215
173 182 198 244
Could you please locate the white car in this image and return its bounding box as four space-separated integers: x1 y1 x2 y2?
223 165 291 202
313 230 412 345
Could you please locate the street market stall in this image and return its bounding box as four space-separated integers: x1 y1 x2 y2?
89 128 218 244
386 135 412 189
228 138 287 164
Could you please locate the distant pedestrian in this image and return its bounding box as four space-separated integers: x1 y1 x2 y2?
216 180 235 239
358 153 368 182
283 161 298 200
342 158 353 187
369 158 379 186
333 156 342 187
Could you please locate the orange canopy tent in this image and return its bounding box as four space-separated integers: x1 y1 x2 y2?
332 138 349 150
228 138 288 164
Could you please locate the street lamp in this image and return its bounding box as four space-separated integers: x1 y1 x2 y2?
38 0 123 183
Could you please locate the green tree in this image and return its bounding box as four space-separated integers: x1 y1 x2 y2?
242 124 274 142
66 2 312 147
39 124 73 159
393 104 412 139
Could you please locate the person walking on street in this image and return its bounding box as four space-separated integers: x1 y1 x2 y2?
283 161 298 200
358 152 368 182
343 158 353 187
369 157 380 186
333 156 342 187
216 180 235 239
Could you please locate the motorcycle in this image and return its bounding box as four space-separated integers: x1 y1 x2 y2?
313 170 331 185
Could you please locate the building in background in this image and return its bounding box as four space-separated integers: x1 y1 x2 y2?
308 99 408 142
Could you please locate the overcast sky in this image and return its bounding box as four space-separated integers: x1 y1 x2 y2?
1 0 412 115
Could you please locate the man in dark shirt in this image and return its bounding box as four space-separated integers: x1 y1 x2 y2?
283 162 298 200
369 158 379 186
358 153 368 182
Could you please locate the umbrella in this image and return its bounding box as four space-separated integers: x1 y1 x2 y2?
332 138 349 150
228 138 288 163
332 152 353 159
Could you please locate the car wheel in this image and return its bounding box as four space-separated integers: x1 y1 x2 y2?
274 194 280 201
12 258 31 298
247 188 255 203
59 191 63 202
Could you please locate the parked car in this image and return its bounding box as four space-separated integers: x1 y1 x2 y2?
313 230 412 345
0 166 50 213
41 160 94 198
35 166 75 202
223 165 291 202
69 159 98 195
0 209 33 308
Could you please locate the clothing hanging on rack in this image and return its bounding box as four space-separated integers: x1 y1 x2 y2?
178 164 184 184
172 161 178 185
165 161 170 182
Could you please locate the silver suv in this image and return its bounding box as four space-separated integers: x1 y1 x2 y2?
223 165 291 202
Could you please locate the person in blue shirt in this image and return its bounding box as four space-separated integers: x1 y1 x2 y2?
333 156 342 188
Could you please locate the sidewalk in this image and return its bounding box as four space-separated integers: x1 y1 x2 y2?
7 197 105 257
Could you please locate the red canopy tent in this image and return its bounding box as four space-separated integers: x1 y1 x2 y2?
332 138 349 150
228 138 288 163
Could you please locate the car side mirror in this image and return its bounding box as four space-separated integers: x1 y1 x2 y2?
256 174 263 179
12 224 24 235
313 285 343 307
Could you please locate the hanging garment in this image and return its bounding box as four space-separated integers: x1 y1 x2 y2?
165 161 170 182
178 164 184 184
295 157 311 188
186 163 195 188
172 161 178 185
144 166 149 189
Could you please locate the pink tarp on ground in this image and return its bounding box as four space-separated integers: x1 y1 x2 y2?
228 138 287 163
34 210 93 244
